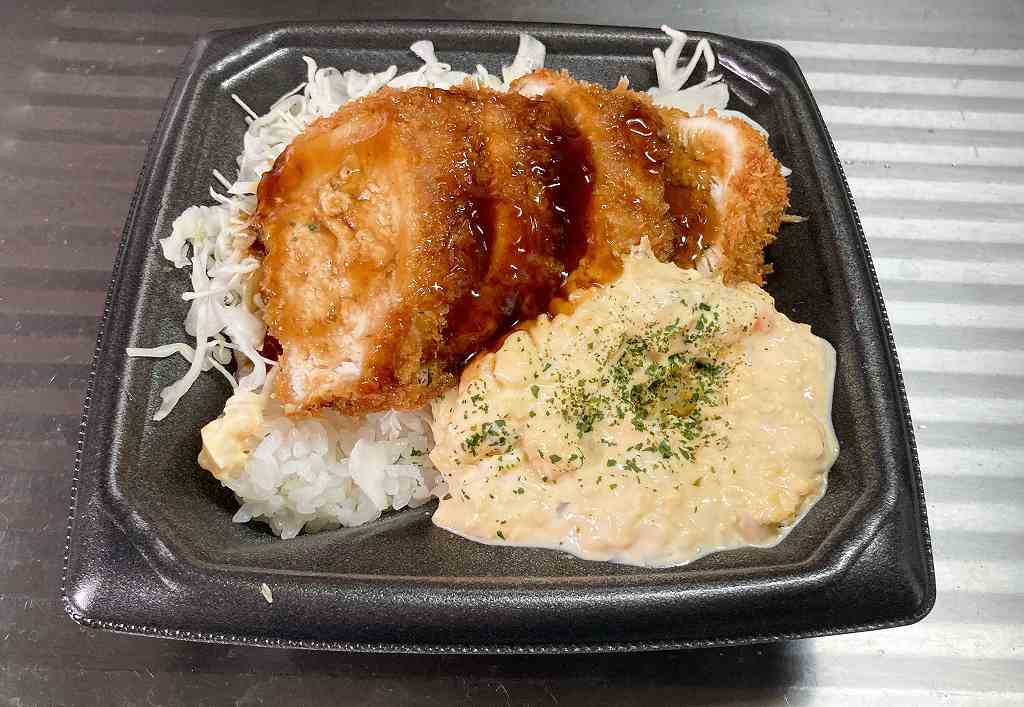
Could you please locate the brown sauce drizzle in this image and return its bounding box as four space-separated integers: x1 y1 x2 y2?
624 110 670 175
258 334 282 362
548 128 595 282
665 182 712 264
442 115 596 365
442 195 500 353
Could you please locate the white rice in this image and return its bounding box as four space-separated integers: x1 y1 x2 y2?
227 395 441 539
128 27 737 538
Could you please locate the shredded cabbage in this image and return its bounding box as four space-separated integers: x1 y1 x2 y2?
502 33 547 85
649 25 726 112
648 25 772 136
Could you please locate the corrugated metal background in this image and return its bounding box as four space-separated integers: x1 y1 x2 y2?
1 1 1020 704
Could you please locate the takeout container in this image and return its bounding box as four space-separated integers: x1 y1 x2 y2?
62 21 934 651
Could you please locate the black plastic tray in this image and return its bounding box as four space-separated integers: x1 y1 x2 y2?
62 20 934 652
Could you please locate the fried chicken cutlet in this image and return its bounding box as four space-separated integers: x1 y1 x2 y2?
254 87 570 414
255 75 789 416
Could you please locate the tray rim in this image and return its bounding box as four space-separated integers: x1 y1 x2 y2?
62 18 936 653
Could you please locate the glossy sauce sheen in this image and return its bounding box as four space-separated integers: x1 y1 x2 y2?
545 129 595 283
440 96 593 356
665 179 715 264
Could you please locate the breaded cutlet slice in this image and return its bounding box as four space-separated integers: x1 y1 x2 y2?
660 108 789 285
512 69 680 292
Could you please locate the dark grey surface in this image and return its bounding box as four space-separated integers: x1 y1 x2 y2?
2 0 1022 704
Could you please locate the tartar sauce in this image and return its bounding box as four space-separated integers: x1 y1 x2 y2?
430 243 838 567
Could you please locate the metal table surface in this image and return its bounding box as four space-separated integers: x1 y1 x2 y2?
1 1 1021 704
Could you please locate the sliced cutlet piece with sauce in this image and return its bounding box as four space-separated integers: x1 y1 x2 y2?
253 86 569 415
513 70 789 289
442 88 570 356
660 108 789 285
511 69 680 292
